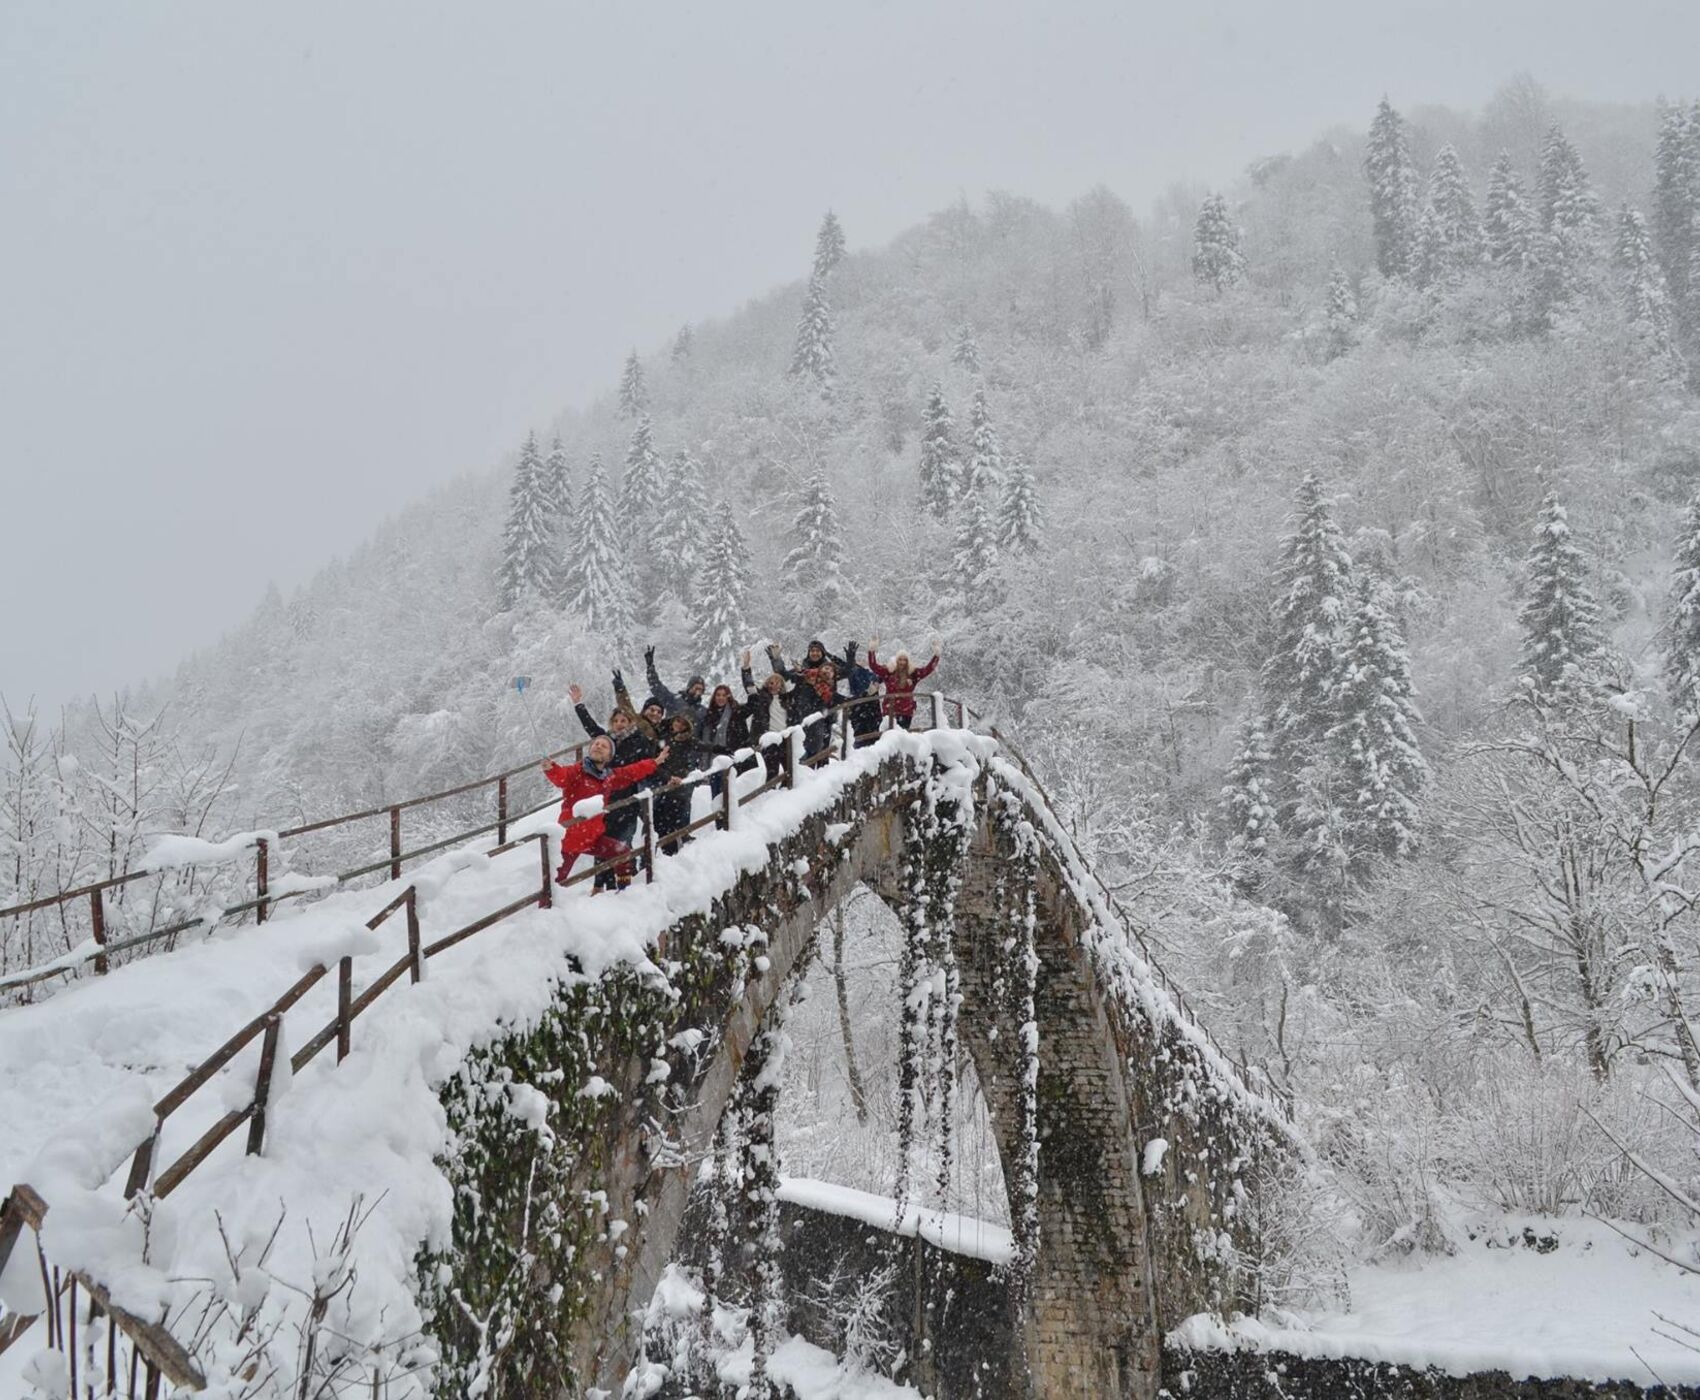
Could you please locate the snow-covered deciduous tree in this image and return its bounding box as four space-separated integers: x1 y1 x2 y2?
813 209 846 281
1262 474 1355 781
951 322 981 374
1191 192 1245 294
781 470 845 624
789 272 836 395
1415 144 1483 285
1365 97 1420 280
1327 581 1426 865
618 349 648 419
918 383 960 518
1324 261 1358 360
1614 204 1682 374
1517 493 1605 703
496 432 558 610
1535 124 1601 323
690 500 752 678
950 489 1001 612
1484 151 1536 271
1665 492 1700 708
566 454 631 640
653 448 709 606
997 453 1042 554
962 388 1002 499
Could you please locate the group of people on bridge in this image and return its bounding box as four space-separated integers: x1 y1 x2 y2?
543 638 942 889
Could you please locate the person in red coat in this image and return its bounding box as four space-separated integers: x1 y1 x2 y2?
865 638 942 729
543 735 663 888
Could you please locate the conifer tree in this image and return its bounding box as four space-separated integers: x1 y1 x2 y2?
952 322 981 375
1535 125 1601 320
789 273 836 395
997 454 1042 554
1518 493 1605 702
1664 492 1700 709
1222 714 1278 881
672 323 695 363
1324 261 1358 360
1262 474 1355 778
918 383 961 518
1419 144 1483 283
619 417 667 618
619 349 648 418
951 489 1001 612
781 470 845 623
1614 203 1681 372
543 434 572 520
1411 203 1447 290
1365 98 1421 280
1484 152 1535 271
962 388 1002 499
496 432 557 609
1327 581 1426 864
654 449 710 605
566 455 631 639
1652 103 1699 323
692 499 753 677
1191 192 1246 293
813 210 847 281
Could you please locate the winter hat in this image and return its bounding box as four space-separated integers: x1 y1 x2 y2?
806 639 827 659
687 675 707 692
643 695 666 715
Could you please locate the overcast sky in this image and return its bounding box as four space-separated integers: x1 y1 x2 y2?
4 0 1699 713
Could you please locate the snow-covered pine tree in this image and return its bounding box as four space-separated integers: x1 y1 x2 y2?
1517 493 1605 702
653 449 710 606
543 434 572 521
671 323 694 363
1484 151 1535 271
952 322 981 375
565 454 631 639
1652 103 1699 326
618 349 648 419
1222 713 1278 885
1535 124 1601 322
691 499 752 678
813 210 847 281
789 272 836 396
1420 144 1484 283
951 488 1001 612
496 432 557 609
1327 580 1426 865
619 416 667 619
781 470 846 624
918 383 960 518
1191 192 1245 294
962 388 1002 499
998 453 1042 554
1324 260 1358 360
1365 97 1420 280
1261 474 1355 781
1614 203 1682 373
1411 202 1447 291
1664 491 1700 709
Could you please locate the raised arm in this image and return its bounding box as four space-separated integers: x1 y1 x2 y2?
912 653 940 681
644 646 682 710
864 649 893 682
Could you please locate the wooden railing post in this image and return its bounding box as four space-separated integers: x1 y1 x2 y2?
496 776 509 846
255 837 270 924
782 732 796 789
388 806 402 882
719 770 735 830
246 1015 281 1156
953 697 966 728
930 692 942 730
839 705 850 756
406 888 423 983
537 834 553 909
123 1122 160 1200
90 889 108 975
640 796 656 883
337 957 353 1063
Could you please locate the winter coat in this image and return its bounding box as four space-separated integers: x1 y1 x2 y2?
611 679 664 744
740 667 808 741
866 650 939 720
768 645 841 711
544 755 659 853
575 703 660 801
841 642 882 736
646 657 709 729
697 699 749 753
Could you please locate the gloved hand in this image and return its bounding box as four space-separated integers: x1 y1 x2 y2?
612 668 626 691
844 639 857 662
644 645 656 668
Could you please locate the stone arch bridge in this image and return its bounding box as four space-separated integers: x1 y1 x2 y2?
428 731 1293 1399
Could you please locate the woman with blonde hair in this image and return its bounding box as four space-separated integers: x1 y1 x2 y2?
864 637 941 730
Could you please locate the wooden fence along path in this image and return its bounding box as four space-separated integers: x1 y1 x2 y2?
0 691 1261 1397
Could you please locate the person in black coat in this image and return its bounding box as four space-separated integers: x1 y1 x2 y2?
840 640 883 747
739 650 809 776
653 712 730 851
767 642 842 761
644 646 709 729
697 683 750 788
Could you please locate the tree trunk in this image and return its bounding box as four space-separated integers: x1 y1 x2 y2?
833 904 869 1124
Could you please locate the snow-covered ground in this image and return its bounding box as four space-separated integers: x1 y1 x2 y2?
1175 1215 1700 1386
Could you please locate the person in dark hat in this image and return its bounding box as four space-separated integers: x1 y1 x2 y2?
645 646 710 729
